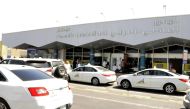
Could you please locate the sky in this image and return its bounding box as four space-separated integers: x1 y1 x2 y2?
1 0 190 40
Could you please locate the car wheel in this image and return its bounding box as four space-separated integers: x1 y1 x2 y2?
54 67 61 78
66 104 72 109
91 77 100 86
0 99 10 109
121 80 131 89
164 83 176 94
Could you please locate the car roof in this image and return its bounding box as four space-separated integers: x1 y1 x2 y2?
0 64 35 70
4 58 62 62
143 68 169 72
26 58 62 62
3 58 25 61
79 64 103 68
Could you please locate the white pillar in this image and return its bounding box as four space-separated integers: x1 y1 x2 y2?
59 48 66 60
152 48 154 68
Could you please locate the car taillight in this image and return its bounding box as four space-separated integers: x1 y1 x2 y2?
28 87 49 96
102 74 113 77
179 79 189 83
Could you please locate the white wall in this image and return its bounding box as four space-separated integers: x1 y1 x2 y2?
2 15 190 48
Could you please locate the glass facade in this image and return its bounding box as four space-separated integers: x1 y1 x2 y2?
65 45 139 72
64 44 190 74
66 47 90 65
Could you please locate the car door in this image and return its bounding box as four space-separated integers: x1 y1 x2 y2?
133 70 152 88
70 67 84 81
149 70 173 89
0 71 10 99
80 67 97 83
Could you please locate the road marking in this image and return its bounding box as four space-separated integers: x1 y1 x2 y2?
72 86 182 104
74 93 171 109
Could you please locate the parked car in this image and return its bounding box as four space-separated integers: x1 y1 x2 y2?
0 58 53 74
0 58 69 80
68 64 116 85
42 59 67 74
25 59 53 75
117 68 190 94
0 64 73 109
0 58 26 65
184 90 190 109
25 58 69 80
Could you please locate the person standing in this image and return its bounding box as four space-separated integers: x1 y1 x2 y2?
120 59 125 73
112 63 117 72
77 59 81 67
0 56 3 62
102 59 107 68
106 62 110 69
72 59 77 69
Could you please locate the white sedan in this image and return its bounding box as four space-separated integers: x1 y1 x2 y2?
68 64 116 85
117 68 190 94
0 64 73 109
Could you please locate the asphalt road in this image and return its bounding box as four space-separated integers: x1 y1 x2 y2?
70 82 186 109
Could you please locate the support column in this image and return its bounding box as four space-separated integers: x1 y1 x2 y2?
139 49 145 70
55 49 59 59
137 49 140 70
167 45 169 70
152 48 154 68
182 46 185 73
90 48 94 65
59 48 66 60
102 49 103 66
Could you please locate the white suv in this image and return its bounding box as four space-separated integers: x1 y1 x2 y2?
25 58 69 79
1 58 70 80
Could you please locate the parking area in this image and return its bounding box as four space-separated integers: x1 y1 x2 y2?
70 82 186 109
0 59 189 109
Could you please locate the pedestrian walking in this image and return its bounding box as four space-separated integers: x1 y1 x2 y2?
72 59 77 69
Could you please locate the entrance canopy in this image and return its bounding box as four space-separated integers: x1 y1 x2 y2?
8 37 190 51
136 37 190 50
79 39 133 49
39 41 74 49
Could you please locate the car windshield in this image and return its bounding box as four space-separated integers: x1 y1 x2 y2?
11 69 53 81
96 66 109 71
10 60 26 65
25 61 51 68
52 61 63 67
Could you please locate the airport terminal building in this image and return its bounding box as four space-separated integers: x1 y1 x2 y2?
2 14 190 73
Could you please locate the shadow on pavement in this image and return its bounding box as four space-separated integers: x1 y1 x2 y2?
113 86 186 96
69 81 114 87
